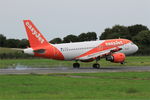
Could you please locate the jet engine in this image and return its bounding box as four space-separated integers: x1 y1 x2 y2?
106 53 125 63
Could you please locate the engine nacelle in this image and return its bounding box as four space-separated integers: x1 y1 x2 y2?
106 53 126 63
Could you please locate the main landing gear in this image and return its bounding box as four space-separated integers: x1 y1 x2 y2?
73 62 100 69
92 63 100 69
73 57 101 69
93 56 101 69
73 62 80 68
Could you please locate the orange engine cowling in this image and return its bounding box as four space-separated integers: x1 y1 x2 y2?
106 53 126 63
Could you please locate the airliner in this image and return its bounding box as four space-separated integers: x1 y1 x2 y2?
23 20 138 69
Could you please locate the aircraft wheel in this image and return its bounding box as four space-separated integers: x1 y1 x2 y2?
93 63 100 69
73 63 80 68
121 62 125 65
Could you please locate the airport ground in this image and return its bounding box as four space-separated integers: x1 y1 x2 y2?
0 56 150 100
0 72 150 100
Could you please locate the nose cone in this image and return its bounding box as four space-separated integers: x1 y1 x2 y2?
134 44 139 53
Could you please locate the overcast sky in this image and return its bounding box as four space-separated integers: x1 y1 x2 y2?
0 0 149 40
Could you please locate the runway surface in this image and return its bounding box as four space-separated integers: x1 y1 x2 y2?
0 66 150 74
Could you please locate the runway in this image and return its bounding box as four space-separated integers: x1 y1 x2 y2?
0 66 150 74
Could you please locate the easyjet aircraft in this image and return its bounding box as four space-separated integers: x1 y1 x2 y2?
23 20 138 69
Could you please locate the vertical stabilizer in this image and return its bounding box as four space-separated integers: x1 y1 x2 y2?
23 20 49 48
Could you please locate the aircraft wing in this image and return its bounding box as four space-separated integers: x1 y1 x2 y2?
76 47 122 60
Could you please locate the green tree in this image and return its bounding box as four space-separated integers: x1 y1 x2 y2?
132 30 150 45
0 34 6 47
100 25 130 40
128 24 149 36
132 30 150 55
18 39 29 48
78 33 88 41
63 34 79 43
100 28 111 40
78 32 97 41
86 32 97 41
50 38 62 44
5 39 20 48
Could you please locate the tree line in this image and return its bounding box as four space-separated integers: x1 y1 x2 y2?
0 35 29 48
50 32 97 44
0 32 98 48
0 24 150 55
100 24 150 55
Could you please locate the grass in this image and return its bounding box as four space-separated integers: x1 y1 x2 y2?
0 72 150 100
0 56 150 68
0 47 18 54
